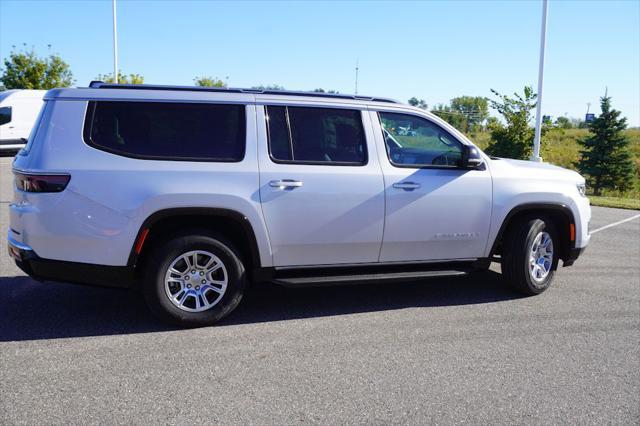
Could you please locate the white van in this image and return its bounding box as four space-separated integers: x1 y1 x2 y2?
0 89 46 152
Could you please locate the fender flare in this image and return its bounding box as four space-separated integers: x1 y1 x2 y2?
126 207 262 270
488 202 576 258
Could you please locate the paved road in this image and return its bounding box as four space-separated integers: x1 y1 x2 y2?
1 156 639 424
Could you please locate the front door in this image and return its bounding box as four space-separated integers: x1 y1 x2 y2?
258 104 385 267
371 110 492 262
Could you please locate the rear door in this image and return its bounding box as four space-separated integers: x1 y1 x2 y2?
370 109 492 262
257 102 385 267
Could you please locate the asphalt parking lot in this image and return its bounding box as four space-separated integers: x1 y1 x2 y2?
0 155 639 424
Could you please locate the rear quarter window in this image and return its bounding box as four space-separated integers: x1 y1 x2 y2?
19 101 49 156
84 101 246 161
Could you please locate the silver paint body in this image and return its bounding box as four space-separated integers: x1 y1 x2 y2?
8 88 591 268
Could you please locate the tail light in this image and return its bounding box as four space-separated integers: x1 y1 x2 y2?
14 171 70 193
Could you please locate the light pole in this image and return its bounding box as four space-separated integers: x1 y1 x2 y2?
112 0 118 83
355 59 359 95
531 0 548 162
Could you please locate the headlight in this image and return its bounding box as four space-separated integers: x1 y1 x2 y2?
577 183 586 197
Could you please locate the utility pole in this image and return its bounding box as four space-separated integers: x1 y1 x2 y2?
112 0 119 83
531 0 548 162
355 59 359 95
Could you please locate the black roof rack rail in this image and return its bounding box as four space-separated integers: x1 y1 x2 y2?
87 81 399 104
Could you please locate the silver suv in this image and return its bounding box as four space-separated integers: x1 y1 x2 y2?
8 82 591 326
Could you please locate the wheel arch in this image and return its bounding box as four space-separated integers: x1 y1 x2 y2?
128 207 263 279
489 203 576 262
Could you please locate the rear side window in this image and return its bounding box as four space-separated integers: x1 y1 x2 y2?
266 106 366 165
0 106 11 125
84 101 246 161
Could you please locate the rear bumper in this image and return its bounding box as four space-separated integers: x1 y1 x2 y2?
8 233 134 289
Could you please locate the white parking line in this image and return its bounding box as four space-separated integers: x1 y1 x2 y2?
590 213 640 234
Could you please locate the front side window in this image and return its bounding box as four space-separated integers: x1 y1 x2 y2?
84 101 246 161
266 106 366 165
0 106 11 126
379 112 462 167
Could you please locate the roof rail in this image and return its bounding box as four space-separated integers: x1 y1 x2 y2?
87 81 399 104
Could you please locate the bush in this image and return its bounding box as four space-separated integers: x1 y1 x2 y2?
485 86 537 160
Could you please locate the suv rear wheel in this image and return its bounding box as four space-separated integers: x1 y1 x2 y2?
142 231 247 326
502 216 558 295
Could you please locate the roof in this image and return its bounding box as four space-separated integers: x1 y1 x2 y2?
86 81 400 104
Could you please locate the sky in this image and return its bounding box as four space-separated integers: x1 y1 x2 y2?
1 0 639 126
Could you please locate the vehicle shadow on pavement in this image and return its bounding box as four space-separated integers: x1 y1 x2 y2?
0 271 521 341
228 270 521 326
0 275 171 342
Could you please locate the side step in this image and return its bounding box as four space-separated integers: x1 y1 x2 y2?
272 268 471 288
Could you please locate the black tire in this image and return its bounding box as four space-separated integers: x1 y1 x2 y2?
502 216 559 295
472 258 492 272
142 230 247 327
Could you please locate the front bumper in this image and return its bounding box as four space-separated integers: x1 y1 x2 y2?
8 233 134 288
563 246 586 267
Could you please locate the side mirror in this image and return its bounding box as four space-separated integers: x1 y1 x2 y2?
461 145 484 169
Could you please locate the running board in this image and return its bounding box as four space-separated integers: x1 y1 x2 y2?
272 269 469 288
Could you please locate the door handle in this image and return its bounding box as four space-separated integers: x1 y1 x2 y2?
269 179 303 189
393 181 421 190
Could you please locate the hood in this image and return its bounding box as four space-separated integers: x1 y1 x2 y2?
490 157 585 184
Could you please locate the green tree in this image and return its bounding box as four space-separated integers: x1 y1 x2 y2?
1 49 74 89
423 96 488 133
408 97 428 109
251 84 285 91
576 96 635 195
486 116 499 127
485 86 537 159
450 96 489 131
571 118 587 129
194 76 226 87
555 116 573 129
431 103 468 132
313 88 339 93
95 72 144 84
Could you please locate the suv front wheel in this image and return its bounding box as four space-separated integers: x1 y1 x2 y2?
142 231 247 326
502 216 558 295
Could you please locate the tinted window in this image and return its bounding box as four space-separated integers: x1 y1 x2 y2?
379 112 462 167
266 106 366 165
0 106 11 126
85 101 245 161
20 102 49 155
266 106 292 161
